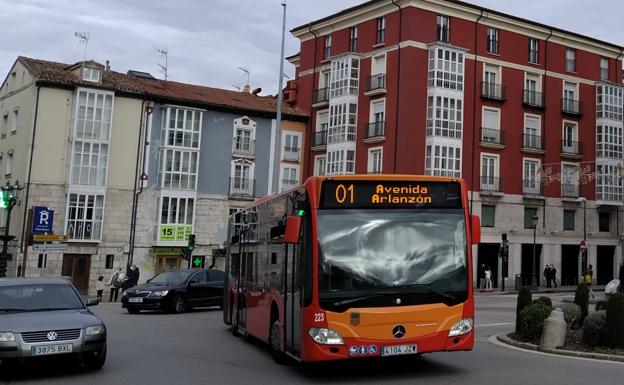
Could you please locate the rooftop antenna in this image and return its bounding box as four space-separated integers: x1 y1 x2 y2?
238 66 250 86
156 47 168 80
74 32 89 64
231 84 241 91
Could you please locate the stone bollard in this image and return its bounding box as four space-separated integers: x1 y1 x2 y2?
539 308 567 350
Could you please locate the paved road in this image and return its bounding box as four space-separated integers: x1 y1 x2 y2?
1 293 622 385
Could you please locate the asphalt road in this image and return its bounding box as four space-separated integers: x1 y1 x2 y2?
1 293 622 385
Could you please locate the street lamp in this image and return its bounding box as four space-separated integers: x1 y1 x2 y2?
0 180 23 278
273 0 287 193
532 214 539 289
576 196 587 274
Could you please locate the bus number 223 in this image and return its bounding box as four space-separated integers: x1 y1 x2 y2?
314 312 325 322
335 184 354 204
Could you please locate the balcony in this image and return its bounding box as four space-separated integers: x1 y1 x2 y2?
522 134 544 154
480 127 505 148
365 74 386 95
480 176 502 194
280 179 299 192
523 90 545 109
311 130 327 149
232 140 255 158
363 121 385 143
562 98 583 116
561 183 579 199
312 87 329 107
561 140 583 159
229 177 255 199
481 82 506 102
283 147 300 162
523 179 544 197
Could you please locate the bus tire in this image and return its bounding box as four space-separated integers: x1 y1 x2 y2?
269 319 287 365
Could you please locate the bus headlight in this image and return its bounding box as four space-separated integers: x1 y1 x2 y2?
448 318 473 337
308 328 344 345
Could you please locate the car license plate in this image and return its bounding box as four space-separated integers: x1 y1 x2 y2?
31 343 73 356
129 297 143 303
381 344 418 356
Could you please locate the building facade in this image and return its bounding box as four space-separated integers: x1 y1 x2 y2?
290 0 624 288
0 57 306 295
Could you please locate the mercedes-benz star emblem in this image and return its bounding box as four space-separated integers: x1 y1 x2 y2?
47 331 58 341
392 325 406 339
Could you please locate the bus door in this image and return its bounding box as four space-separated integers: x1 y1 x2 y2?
284 243 302 356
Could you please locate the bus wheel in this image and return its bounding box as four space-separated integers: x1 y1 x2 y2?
269 320 287 365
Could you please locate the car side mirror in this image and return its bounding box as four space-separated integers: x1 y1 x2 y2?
471 215 481 244
284 216 301 244
86 298 100 307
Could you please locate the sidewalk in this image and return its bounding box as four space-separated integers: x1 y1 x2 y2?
475 285 606 296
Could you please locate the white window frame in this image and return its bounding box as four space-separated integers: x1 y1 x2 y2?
82 67 101 82
480 153 499 190
157 190 196 244
566 48 576 72
376 16 386 44
372 53 387 76
161 149 199 190
563 81 578 101
326 149 355 176
64 189 105 242
314 155 326 176
437 15 449 43
329 55 359 98
279 164 300 192
562 120 578 153
230 160 255 196
5 150 12 176
316 110 329 132
324 34 332 59
349 26 358 52
596 84 623 121
600 57 609 80
596 161 623 202
367 146 383 174
427 46 465 91
282 131 302 162
10 108 18 133
596 124 623 159
232 116 255 157
426 95 463 139
486 27 498 54
528 38 539 64
319 70 331 89
561 162 579 197
523 158 541 194
162 106 203 149
425 142 462 178
523 113 542 149
481 107 501 143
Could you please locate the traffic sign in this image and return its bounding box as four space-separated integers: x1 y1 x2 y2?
32 243 68 251
32 207 54 234
580 240 587 253
33 234 68 242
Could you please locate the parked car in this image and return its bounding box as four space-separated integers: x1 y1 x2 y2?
0 278 107 370
121 269 225 314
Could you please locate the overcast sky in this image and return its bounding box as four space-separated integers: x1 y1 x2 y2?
1 0 622 95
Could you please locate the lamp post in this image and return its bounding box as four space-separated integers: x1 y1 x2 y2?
0 180 23 278
273 0 287 193
532 214 539 289
576 197 587 274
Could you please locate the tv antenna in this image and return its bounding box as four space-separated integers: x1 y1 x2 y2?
74 32 90 64
156 47 169 80
238 66 250 85
231 84 241 91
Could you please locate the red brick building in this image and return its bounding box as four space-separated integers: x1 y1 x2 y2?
288 0 624 288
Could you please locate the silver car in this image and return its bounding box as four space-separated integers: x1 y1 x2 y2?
0 278 107 370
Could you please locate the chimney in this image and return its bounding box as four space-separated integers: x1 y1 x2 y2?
242 84 251 93
252 87 262 95
105 60 110 71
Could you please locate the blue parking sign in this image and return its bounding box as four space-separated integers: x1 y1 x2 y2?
32 207 54 234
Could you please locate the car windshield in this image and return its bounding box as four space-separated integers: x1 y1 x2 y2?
149 270 193 284
0 284 84 312
317 209 468 300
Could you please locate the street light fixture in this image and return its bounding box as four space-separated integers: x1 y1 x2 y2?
0 180 23 278
576 196 587 274
532 214 539 289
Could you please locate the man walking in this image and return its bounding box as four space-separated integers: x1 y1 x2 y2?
544 265 552 288
550 264 558 288
585 264 595 299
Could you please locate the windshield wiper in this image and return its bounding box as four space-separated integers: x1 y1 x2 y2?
402 284 458 303
37 307 82 311
0 308 32 312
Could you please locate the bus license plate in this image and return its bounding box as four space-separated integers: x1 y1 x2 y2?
381 344 418 356
129 297 143 303
32 344 73 356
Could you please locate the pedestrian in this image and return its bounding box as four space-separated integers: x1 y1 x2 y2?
584 264 595 299
550 264 558 288
479 264 486 291
484 266 493 292
544 265 552 288
96 276 104 301
129 264 140 287
108 268 125 302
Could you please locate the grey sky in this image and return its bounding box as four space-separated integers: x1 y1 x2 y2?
1 0 622 95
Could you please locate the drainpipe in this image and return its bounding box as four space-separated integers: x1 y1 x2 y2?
128 100 148 268
391 0 403 173
308 23 319 177
469 10 484 214
19 85 41 276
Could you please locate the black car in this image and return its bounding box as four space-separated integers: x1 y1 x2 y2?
121 269 224 314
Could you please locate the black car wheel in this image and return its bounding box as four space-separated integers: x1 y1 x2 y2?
83 344 106 370
171 294 186 313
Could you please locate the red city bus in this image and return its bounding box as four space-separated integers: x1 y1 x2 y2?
223 175 480 363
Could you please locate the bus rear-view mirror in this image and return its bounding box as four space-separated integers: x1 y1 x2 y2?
471 215 481 244
284 216 302 244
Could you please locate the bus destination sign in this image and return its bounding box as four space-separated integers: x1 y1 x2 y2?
320 180 462 209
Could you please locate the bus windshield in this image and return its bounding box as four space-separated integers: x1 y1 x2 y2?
317 209 468 305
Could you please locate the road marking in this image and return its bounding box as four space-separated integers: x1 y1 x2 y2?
476 322 514 328
488 333 624 365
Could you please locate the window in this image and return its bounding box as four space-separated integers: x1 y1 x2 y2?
524 115 541 149
563 82 577 110
71 141 109 186
233 127 254 156
563 210 575 231
82 67 101 82
317 111 329 132
231 163 253 194
427 46 465 91
372 54 386 75
162 149 198 189
596 125 623 159
5 151 13 176
65 193 104 240
481 154 498 191
326 150 355 175
483 64 500 98
596 84 623 121
159 195 195 241
328 102 357 143
329 56 359 98
105 254 115 269
481 205 495 227
523 159 540 194
350 26 358 51
320 70 331 89
370 99 385 124
528 38 539 64
566 48 576 72
324 35 332 59
426 95 463 138
437 15 449 43
600 57 609 80
562 122 578 153
1 113 7 136
524 72 541 105
486 27 498 54
561 164 579 198
425 144 461 177
376 17 385 44
367 147 383 174
283 132 301 161
280 166 299 191
599 212 610 232
482 108 500 143
314 155 326 176
10 109 18 133
596 162 623 202
163 107 201 149
524 207 538 229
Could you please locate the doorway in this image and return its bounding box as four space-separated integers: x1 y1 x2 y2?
561 245 579 286
597 245 615 285
156 256 181 274
521 244 542 287
61 255 91 294
477 243 500 289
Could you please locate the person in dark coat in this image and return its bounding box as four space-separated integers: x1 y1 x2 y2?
129 264 140 287
544 265 552 288
550 264 558 288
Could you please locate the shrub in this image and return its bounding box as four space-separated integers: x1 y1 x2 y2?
516 286 533 333
595 300 608 312
533 296 553 309
606 293 624 348
518 303 552 341
581 310 607 347
559 303 582 329
574 284 589 325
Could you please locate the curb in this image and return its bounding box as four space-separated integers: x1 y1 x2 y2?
495 333 624 363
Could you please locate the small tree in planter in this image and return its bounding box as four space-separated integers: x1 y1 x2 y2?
518 303 552 342
516 286 532 333
582 311 607 347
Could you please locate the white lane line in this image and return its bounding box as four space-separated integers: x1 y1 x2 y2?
476 322 514 328
488 333 624 365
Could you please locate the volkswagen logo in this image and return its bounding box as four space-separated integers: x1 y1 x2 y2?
392 325 406 339
46 331 58 341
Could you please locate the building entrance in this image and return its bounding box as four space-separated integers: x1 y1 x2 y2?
477 243 499 289
62 254 91 294
521 244 542 287
597 245 615 285
561 245 580 286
